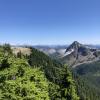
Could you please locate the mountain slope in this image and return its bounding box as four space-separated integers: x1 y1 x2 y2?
30 42 100 100
35 41 100 67
0 44 79 100
60 41 100 67
73 61 100 100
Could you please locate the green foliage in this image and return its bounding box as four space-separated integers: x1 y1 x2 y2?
28 48 63 68
17 51 22 58
3 43 12 55
47 65 79 100
0 58 10 70
0 59 49 100
0 45 79 100
59 66 79 100
73 61 100 100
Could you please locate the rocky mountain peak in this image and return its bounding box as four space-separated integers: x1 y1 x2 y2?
62 41 100 67
66 41 82 52
72 41 81 46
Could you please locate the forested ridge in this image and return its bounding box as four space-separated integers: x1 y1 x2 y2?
0 44 79 100
73 62 100 100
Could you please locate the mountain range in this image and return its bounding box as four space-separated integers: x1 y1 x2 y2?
1 42 100 100
34 41 100 67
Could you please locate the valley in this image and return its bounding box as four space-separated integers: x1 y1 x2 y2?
34 41 100 100
35 41 100 67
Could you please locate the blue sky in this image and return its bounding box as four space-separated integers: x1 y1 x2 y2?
0 0 100 45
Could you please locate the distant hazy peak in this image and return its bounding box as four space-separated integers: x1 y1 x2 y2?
66 41 82 52
72 41 81 46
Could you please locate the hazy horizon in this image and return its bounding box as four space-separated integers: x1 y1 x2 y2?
1 41 100 46
0 0 100 45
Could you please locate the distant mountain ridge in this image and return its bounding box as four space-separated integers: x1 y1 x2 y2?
11 42 100 67
60 41 100 67
34 41 100 67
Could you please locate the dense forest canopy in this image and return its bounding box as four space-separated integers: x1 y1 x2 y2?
73 62 100 100
0 44 79 100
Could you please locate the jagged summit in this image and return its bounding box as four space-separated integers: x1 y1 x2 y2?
69 41 82 47
62 41 100 67
72 41 81 45
66 41 82 51
65 41 93 57
34 41 100 67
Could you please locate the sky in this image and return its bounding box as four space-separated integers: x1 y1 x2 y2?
0 0 100 45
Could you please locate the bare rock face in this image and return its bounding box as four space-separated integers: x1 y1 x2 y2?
12 42 100 68
60 41 100 67
11 47 31 56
